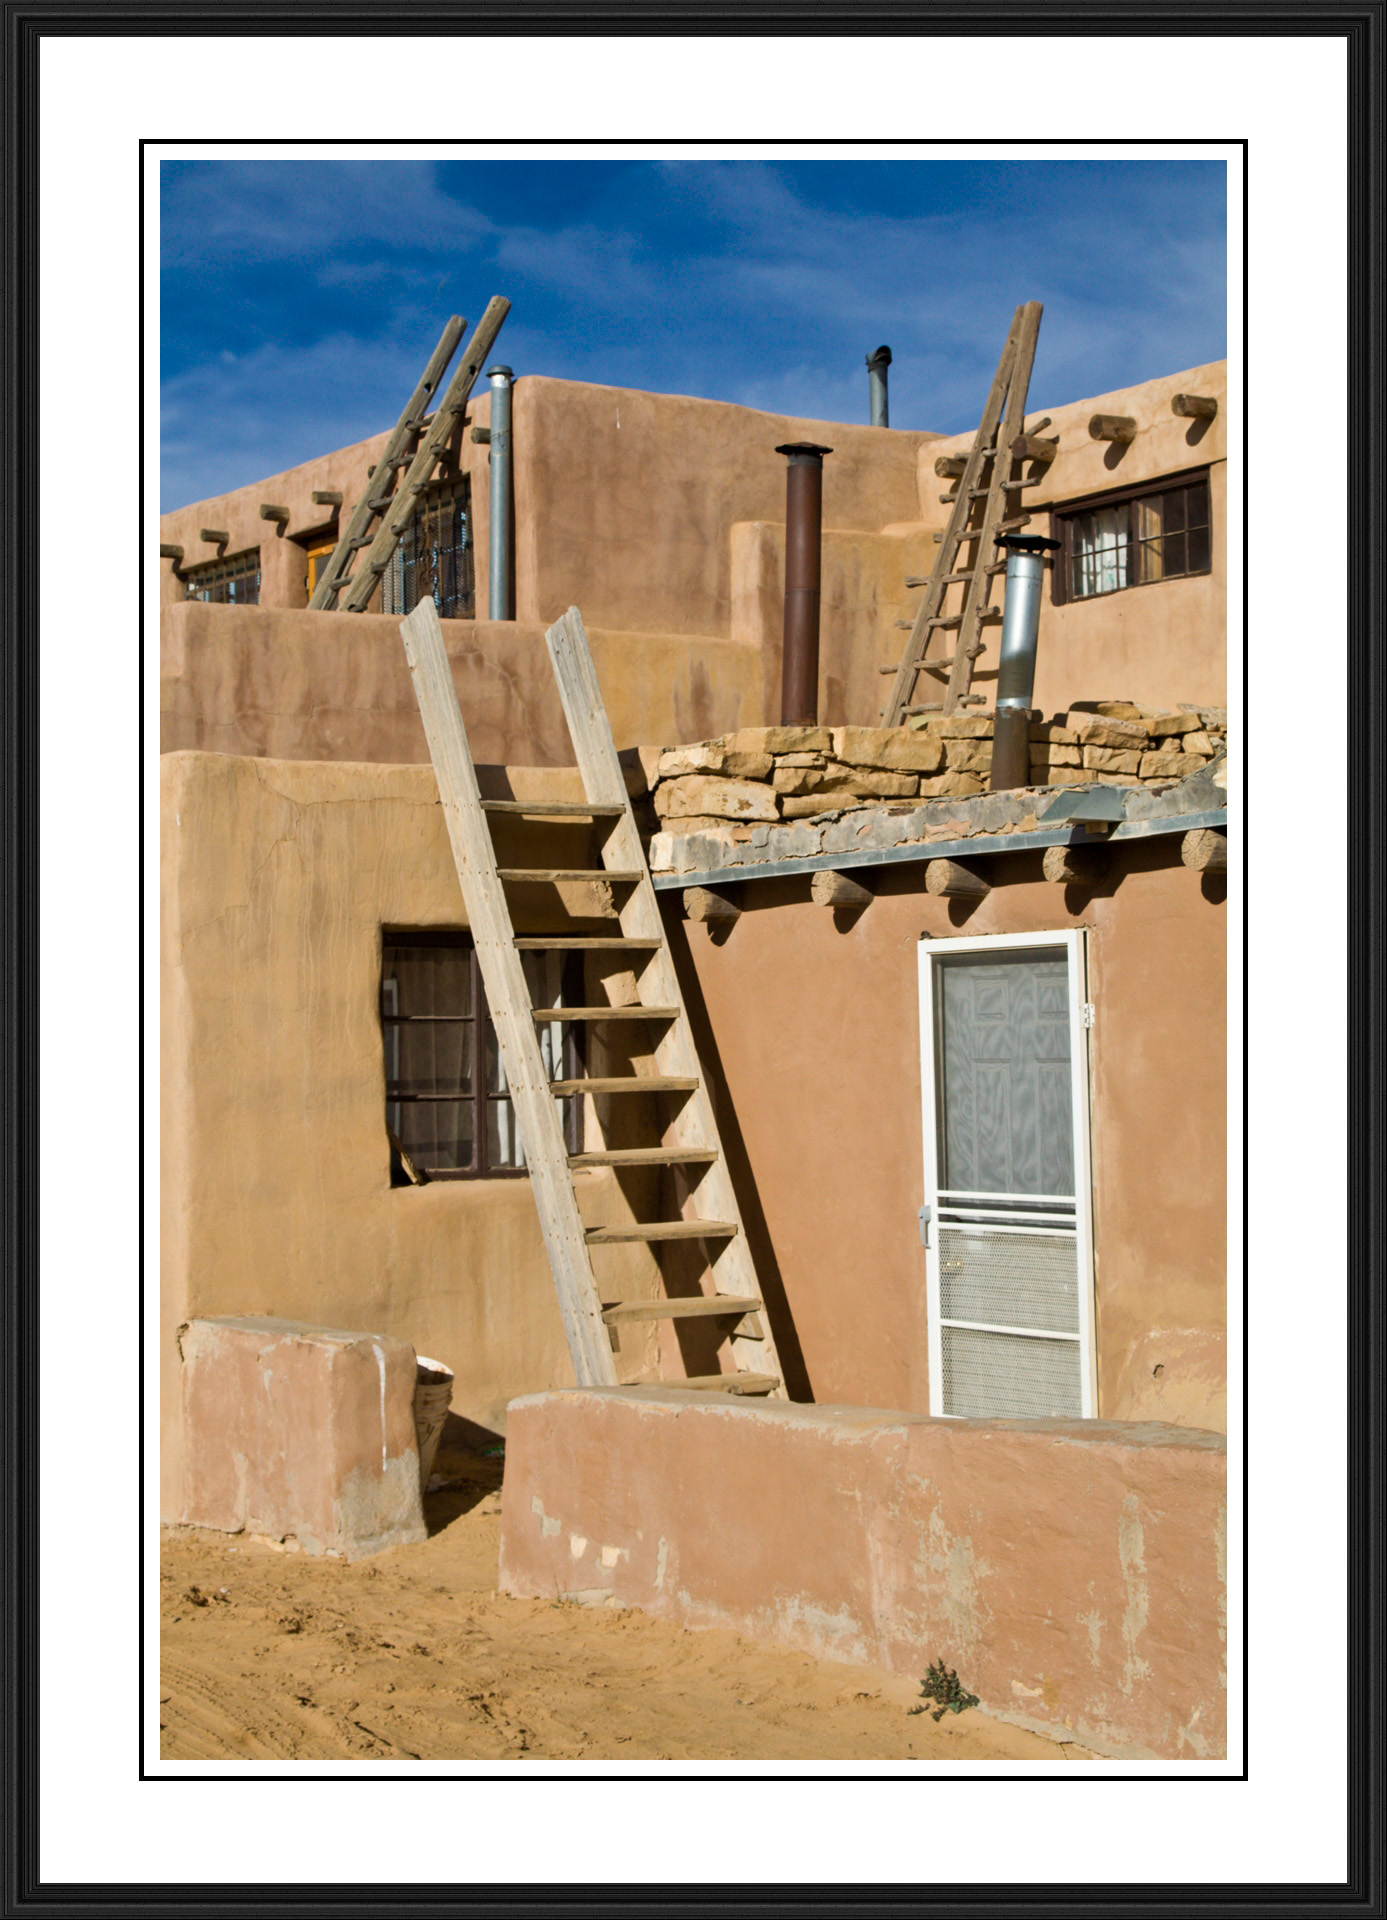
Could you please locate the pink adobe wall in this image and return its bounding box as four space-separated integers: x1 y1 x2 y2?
664 845 1226 1433
499 1387 1227 1759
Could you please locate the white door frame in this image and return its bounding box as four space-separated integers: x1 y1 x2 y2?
917 928 1098 1418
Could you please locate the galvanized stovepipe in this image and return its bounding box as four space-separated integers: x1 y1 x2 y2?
774 441 833 726
990 532 1061 790
865 345 892 428
487 364 514 620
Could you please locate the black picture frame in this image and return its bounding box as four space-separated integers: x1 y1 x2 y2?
4 6 1382 1915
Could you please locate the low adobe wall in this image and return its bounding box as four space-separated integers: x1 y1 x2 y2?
160 601 763 765
177 1316 427 1560
499 1388 1227 1759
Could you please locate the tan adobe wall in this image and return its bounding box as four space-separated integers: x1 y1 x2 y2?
162 749 1225 1526
159 363 1224 735
509 377 936 636
729 360 1228 723
499 1388 1227 1759
160 602 763 766
160 751 682 1519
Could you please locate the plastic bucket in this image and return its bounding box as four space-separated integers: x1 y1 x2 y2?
413 1355 454 1491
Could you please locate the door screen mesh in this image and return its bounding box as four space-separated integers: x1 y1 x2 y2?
939 1325 1083 1420
938 1226 1079 1334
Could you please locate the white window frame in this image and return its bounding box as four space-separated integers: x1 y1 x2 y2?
916 928 1098 1419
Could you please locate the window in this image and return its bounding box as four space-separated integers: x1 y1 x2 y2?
1051 470 1211 604
183 549 261 606
380 932 582 1181
917 931 1097 1419
381 479 474 620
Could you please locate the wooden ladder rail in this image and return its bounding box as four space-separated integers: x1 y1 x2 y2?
399 597 618 1387
940 301 1043 715
880 301 1042 724
315 298 511 614
399 599 780 1396
545 607 786 1397
308 315 465 610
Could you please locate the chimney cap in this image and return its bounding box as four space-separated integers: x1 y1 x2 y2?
995 533 1061 554
775 441 833 460
865 345 893 368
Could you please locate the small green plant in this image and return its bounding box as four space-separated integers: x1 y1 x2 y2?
913 1657 980 1722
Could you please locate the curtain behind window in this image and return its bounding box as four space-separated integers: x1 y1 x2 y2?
1070 507 1130 598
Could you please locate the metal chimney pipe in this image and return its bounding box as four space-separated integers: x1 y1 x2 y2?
774 441 833 725
990 533 1061 790
865 345 892 427
487 364 514 620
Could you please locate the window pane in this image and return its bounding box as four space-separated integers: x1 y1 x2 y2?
1163 531 1188 577
397 481 474 620
397 1098 474 1172
383 941 471 1018
390 1019 472 1096
1185 479 1210 529
486 1096 527 1170
1070 507 1129 597
1161 487 1187 534
1187 520 1211 573
184 550 261 606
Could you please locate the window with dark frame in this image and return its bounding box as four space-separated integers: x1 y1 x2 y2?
183 548 261 606
380 931 583 1183
1051 470 1211 605
381 478 475 621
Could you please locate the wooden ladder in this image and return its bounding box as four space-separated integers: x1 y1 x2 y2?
399 597 785 1399
881 301 1048 724
308 299 510 613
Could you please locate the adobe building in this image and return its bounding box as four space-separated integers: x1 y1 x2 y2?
160 342 1229 1758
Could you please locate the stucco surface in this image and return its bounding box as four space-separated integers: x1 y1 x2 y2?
666 842 1226 1428
511 376 937 636
160 363 1224 733
908 360 1228 716
178 1316 426 1559
498 1388 1227 1759
160 751 670 1519
160 602 761 765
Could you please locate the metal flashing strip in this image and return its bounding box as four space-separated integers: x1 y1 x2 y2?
648 808 1227 893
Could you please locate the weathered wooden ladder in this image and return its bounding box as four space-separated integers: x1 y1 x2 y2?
881 300 1054 725
309 299 511 613
399 597 785 1398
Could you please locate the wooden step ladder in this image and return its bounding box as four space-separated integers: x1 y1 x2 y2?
308 299 510 613
399 596 785 1399
881 301 1046 725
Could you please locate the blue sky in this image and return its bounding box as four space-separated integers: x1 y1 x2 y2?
160 157 1226 511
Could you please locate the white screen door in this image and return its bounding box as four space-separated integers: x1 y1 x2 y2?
918 930 1097 1419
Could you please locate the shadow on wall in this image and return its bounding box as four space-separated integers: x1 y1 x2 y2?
659 898 814 1404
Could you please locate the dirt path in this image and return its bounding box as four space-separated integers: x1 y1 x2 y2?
161 1442 1093 1765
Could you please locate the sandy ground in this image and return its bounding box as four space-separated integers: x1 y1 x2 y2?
161 1436 1094 1765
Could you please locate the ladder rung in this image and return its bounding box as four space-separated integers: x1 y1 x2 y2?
550 1076 698 1095
513 936 661 950
497 869 643 884
636 1373 780 1396
927 609 1000 629
569 1147 719 1168
586 1220 737 1245
922 646 987 675
366 494 396 514
480 800 625 817
602 1294 761 1323
531 1006 678 1021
